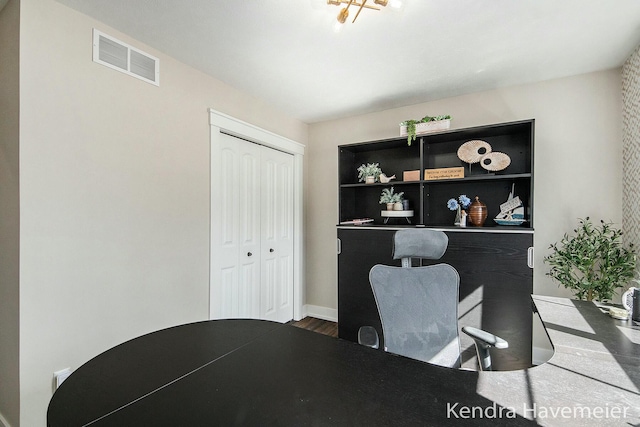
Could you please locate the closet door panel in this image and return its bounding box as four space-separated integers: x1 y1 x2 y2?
261 146 294 322
213 135 261 319
239 150 261 317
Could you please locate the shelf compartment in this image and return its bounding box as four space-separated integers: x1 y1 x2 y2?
423 120 533 178
340 184 421 226
339 139 421 186
423 178 532 229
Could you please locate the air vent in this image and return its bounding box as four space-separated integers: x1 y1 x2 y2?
92 29 159 86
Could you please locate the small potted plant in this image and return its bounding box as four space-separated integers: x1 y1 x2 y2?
544 218 637 302
379 187 404 210
400 115 452 146
357 163 382 184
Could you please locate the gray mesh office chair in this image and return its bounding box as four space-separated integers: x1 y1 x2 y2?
359 229 508 371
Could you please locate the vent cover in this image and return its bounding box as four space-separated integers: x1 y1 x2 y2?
92 29 159 86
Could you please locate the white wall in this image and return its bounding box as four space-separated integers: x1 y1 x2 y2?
16 0 307 425
0 0 21 425
306 69 623 311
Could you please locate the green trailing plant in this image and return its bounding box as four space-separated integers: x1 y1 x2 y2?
401 120 419 146
544 218 636 302
400 115 452 146
379 187 404 204
357 163 382 183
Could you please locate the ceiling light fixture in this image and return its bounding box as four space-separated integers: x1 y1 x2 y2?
329 0 403 31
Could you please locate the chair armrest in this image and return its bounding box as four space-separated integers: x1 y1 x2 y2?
462 326 508 371
358 326 380 349
462 326 508 349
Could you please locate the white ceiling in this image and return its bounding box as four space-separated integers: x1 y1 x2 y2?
54 0 640 123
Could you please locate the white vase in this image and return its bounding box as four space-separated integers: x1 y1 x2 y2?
386 203 394 210
365 176 375 184
393 202 403 211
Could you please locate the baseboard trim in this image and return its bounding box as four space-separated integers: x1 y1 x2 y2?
303 305 338 323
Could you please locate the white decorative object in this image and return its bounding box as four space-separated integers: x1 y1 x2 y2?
460 210 467 227
622 287 637 312
379 173 396 183
480 152 511 172
381 210 414 224
457 140 492 164
494 184 526 226
458 140 511 172
609 307 629 320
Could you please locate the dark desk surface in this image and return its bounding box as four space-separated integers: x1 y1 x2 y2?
48 296 640 426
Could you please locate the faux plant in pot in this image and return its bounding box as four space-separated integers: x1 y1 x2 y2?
379 187 404 210
544 218 636 302
357 163 382 184
400 115 452 146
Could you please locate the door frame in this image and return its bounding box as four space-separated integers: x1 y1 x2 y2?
209 109 305 321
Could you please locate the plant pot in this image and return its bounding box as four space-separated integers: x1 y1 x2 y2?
393 202 403 211
399 119 451 137
386 203 394 210
365 176 375 184
468 196 487 227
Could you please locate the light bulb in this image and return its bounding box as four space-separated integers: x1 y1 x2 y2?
337 7 349 23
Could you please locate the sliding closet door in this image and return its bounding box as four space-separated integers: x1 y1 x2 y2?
260 146 294 323
214 134 261 319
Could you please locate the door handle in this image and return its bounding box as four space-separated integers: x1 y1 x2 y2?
527 247 534 269
337 238 342 255
270 248 274 253
247 252 253 257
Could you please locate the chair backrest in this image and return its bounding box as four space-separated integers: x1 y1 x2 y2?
392 228 448 267
370 264 461 367
370 229 461 368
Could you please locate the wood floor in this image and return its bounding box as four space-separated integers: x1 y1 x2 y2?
290 317 338 338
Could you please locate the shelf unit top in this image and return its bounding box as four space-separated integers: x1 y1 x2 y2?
339 119 534 151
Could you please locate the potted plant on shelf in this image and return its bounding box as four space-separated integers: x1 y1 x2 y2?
400 115 452 146
544 218 637 302
357 163 382 184
379 187 404 210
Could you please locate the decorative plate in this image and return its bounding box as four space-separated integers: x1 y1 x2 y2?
480 152 511 171
494 218 526 226
457 140 492 164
